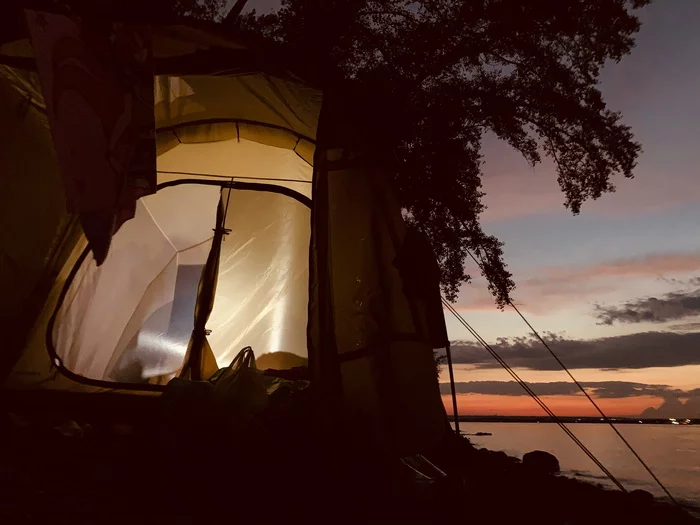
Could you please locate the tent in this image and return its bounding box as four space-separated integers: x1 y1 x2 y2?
0 7 448 457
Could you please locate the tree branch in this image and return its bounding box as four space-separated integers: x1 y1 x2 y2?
223 0 249 26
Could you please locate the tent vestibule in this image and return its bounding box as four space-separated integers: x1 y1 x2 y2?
0 14 447 458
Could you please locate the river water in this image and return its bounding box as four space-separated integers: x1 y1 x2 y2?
450 422 700 507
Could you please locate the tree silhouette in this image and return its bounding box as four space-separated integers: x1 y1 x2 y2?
229 1 647 305
161 0 228 21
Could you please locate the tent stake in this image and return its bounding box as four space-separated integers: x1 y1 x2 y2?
444 343 460 435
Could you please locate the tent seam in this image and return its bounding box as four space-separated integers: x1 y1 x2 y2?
157 118 315 145
141 199 179 254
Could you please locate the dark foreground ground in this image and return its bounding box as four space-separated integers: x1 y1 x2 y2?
1 390 698 525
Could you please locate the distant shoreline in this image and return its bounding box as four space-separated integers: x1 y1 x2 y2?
449 416 699 425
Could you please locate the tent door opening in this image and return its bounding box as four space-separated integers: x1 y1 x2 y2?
47 180 312 391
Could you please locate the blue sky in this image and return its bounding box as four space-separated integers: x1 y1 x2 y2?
462 0 700 339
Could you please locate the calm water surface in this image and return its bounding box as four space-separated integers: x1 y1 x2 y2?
450 422 700 506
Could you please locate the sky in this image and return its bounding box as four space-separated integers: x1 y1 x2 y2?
442 0 700 418
235 1 700 417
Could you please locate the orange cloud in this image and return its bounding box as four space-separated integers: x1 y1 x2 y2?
442 394 662 417
525 253 700 286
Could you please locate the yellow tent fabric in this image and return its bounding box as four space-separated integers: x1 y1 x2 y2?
309 156 447 457
308 96 447 456
0 65 79 380
1 24 319 390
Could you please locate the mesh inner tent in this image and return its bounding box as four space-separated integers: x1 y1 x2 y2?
51 180 311 386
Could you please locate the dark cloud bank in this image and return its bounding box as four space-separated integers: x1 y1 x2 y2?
641 395 700 419
447 330 700 371
438 380 684 399
594 287 700 325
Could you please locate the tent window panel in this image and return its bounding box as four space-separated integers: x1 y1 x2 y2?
106 241 213 385
49 181 310 387
52 185 219 382
206 189 311 370
53 201 178 380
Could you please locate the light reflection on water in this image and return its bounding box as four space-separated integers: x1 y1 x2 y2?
449 422 700 506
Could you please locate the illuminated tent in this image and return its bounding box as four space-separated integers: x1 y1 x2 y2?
0 12 447 456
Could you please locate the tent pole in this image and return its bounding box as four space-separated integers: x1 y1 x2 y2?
444 343 460 435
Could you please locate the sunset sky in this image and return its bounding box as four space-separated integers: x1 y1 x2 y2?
236 1 700 417
440 0 700 418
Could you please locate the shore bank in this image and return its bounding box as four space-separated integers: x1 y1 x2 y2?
1 395 698 524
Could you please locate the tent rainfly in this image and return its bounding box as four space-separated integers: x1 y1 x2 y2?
0 9 448 457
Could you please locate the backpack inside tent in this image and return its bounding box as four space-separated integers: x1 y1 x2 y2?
0 7 448 458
